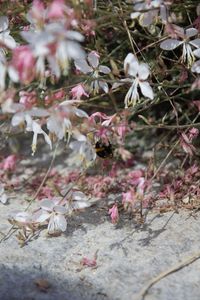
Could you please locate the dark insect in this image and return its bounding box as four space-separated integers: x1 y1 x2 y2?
95 141 113 158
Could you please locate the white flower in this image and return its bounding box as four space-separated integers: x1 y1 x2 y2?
47 100 88 140
131 0 167 27
21 22 85 78
0 184 8 204
0 16 16 49
34 198 67 234
65 191 91 214
67 132 96 168
160 27 200 66
10 105 51 155
25 114 52 155
116 53 154 108
75 51 111 94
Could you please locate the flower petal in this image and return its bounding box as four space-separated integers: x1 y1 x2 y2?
138 63 150 80
14 212 31 223
0 16 8 32
99 81 109 93
189 38 200 49
74 59 92 74
33 210 50 222
191 60 200 73
139 81 154 99
193 48 200 58
124 53 139 76
11 112 25 126
88 51 99 68
160 39 182 50
55 214 67 232
99 65 111 74
0 31 16 49
186 28 198 38
40 199 54 211
54 205 67 214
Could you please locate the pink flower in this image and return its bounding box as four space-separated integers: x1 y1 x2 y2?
70 84 89 100
81 256 97 268
2 155 17 171
19 90 37 109
122 189 136 210
47 0 65 19
108 204 119 224
10 46 36 84
29 0 46 23
180 129 198 156
188 127 199 140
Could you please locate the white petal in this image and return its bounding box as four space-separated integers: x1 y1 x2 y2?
191 60 200 73
66 30 84 42
124 53 139 76
48 215 56 233
0 61 6 91
99 65 111 74
74 59 92 74
112 81 125 89
14 212 31 223
99 81 109 93
186 28 198 38
88 51 99 68
29 108 49 117
33 210 50 222
1 193 7 204
40 199 54 211
139 11 156 27
0 16 8 32
189 38 200 49
130 12 140 19
73 201 91 209
11 112 25 126
66 41 85 60
8 66 19 82
160 39 182 50
54 205 67 214
139 81 154 99
47 116 64 140
43 132 52 149
138 63 150 80
74 108 88 118
55 214 67 232
1 32 16 49
193 48 200 58
72 191 87 201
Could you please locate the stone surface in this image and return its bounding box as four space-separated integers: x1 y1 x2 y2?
1 196 200 300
